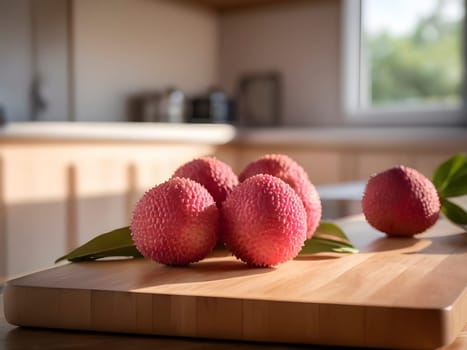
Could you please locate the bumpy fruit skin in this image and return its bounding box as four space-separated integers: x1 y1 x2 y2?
172 157 239 208
131 177 219 265
221 174 307 267
362 166 440 236
239 154 321 239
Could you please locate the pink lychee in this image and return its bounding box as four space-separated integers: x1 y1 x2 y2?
362 166 440 236
172 157 239 208
239 154 321 239
221 174 307 267
131 177 219 265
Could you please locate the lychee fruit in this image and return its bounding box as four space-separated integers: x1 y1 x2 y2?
172 157 239 208
362 166 440 236
221 174 307 267
239 154 321 239
131 177 219 265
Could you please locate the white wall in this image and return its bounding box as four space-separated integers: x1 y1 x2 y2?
73 0 219 122
219 0 341 126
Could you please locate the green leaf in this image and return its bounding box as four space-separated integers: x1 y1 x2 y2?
432 153 465 190
299 237 359 255
55 226 142 263
299 222 359 255
440 198 467 226
57 222 358 263
313 221 351 242
432 153 467 197
438 172 467 198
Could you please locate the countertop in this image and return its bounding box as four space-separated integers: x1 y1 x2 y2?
1 122 467 150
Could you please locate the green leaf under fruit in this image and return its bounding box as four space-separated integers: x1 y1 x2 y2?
55 226 142 263
313 222 350 241
56 222 358 263
440 198 467 226
299 222 359 255
432 153 467 198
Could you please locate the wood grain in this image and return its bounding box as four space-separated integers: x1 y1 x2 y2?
1 297 467 350
3 218 467 349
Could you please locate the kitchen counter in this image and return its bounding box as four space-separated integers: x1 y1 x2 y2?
0 122 238 144
1 122 467 150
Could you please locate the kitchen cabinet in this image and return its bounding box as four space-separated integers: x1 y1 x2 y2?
0 140 234 281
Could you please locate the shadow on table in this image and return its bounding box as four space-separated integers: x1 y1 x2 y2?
360 231 467 255
361 236 430 254
4 325 370 350
131 257 275 291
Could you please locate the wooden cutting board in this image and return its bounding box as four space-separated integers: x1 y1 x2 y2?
3 217 467 349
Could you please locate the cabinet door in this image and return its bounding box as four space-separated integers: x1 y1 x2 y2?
0 0 69 122
0 0 33 122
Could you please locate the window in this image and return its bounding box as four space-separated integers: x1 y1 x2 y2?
342 0 466 125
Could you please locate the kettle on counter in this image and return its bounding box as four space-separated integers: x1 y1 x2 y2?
156 87 186 123
136 87 187 123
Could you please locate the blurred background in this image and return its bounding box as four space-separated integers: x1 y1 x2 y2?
0 0 466 280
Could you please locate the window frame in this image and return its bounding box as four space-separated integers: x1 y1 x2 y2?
341 0 467 126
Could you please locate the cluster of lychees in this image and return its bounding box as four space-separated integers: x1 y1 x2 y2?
130 154 443 267
130 154 322 267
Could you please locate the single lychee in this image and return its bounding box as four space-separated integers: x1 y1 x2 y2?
131 177 219 265
362 166 440 236
239 154 321 239
172 157 239 208
221 174 307 267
